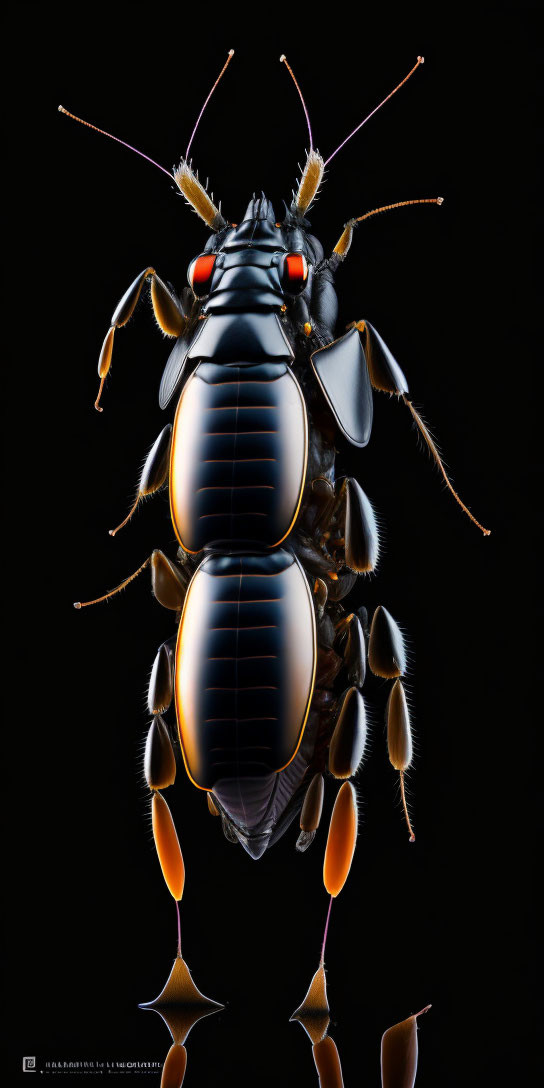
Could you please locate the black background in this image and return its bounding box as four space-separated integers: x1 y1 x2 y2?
5 3 540 1085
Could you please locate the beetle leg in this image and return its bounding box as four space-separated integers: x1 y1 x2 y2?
381 1004 432 1085
151 789 185 902
313 1036 345 1086
73 555 151 608
334 611 366 688
368 604 406 678
159 1045 187 1088
368 604 415 841
343 478 379 573
149 275 187 337
323 781 358 901
294 716 362 1015
313 576 328 619
145 716 176 791
109 424 172 537
346 318 490 536
328 687 367 780
148 637 175 714
301 477 336 536
325 476 379 575
95 268 186 411
151 550 190 612
145 639 177 786
387 678 415 841
348 319 408 395
74 549 190 610
297 619 366 852
296 781 359 995
296 772 325 852
290 959 330 1043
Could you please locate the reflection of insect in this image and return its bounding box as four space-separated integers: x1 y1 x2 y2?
61 51 488 1082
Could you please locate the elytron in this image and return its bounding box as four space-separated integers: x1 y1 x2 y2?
61 50 488 1085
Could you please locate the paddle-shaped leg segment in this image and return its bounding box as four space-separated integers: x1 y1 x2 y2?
291 782 357 1079
95 268 186 410
73 549 190 611
349 319 490 536
368 604 415 841
109 425 172 537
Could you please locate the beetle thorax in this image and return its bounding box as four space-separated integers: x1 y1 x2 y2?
188 194 313 314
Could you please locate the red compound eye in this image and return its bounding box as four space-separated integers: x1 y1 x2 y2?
188 254 216 295
283 252 308 292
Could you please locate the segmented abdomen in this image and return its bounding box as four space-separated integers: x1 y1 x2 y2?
170 361 307 552
175 550 316 790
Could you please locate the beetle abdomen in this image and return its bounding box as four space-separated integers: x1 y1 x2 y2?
170 362 307 552
175 550 316 790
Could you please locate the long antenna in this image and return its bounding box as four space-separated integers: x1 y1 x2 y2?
185 49 235 161
332 197 443 259
325 56 424 166
280 54 313 150
58 106 173 181
355 196 443 223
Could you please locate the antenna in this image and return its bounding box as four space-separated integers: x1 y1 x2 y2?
280 54 314 150
354 195 443 223
185 49 235 161
325 56 424 166
57 106 173 181
333 197 444 259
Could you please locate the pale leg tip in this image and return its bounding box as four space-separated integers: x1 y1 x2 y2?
415 1004 432 1018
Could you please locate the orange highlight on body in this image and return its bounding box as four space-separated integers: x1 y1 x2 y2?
312 1036 344 1088
323 782 357 897
160 1044 187 1088
152 791 185 901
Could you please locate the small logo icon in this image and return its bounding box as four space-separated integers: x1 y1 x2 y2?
23 1057 36 1072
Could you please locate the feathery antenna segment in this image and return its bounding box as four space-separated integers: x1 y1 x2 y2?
325 56 425 166
185 49 235 161
57 106 173 180
280 54 314 150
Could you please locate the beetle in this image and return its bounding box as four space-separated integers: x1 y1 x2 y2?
60 51 489 1033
